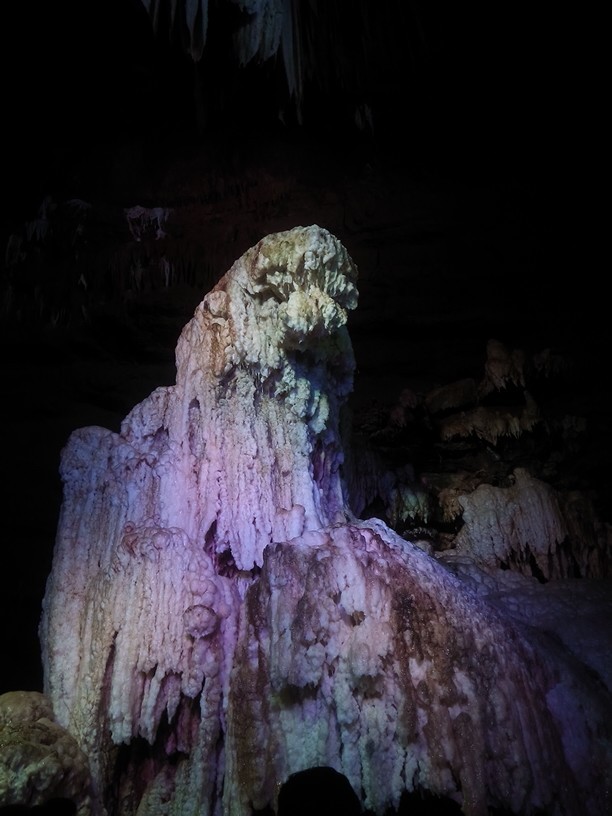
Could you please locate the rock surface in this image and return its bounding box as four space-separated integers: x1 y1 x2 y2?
0 691 92 814
36 226 612 816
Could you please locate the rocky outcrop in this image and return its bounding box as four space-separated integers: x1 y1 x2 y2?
0 691 92 814
225 520 611 816
37 226 612 816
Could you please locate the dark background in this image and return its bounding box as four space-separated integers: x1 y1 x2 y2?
1 2 605 694
3 1 599 205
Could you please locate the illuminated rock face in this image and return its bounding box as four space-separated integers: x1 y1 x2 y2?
40 226 611 816
39 225 358 814
225 521 611 816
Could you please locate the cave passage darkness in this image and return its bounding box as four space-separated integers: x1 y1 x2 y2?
269 766 465 816
2 1 597 206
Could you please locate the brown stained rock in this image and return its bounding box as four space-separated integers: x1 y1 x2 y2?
0 692 92 814
225 521 610 816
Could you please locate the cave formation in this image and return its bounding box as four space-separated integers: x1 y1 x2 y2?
0 3 608 816
0 226 607 816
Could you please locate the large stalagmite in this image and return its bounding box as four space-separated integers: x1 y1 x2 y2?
39 226 611 816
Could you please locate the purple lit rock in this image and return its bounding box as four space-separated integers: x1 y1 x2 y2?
39 226 612 816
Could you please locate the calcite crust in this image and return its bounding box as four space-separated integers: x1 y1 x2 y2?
37 226 612 816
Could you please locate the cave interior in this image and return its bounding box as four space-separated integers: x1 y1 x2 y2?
0 3 608 816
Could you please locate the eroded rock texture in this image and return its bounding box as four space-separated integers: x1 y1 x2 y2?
225 520 611 816
0 691 92 813
39 226 611 816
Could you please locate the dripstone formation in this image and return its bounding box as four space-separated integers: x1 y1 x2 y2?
20 226 611 815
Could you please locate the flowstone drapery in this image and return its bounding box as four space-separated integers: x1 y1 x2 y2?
39 226 611 816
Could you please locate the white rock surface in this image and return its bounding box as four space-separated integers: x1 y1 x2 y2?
38 226 612 816
225 520 612 816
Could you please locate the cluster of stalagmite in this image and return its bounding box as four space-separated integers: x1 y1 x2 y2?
33 226 611 816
